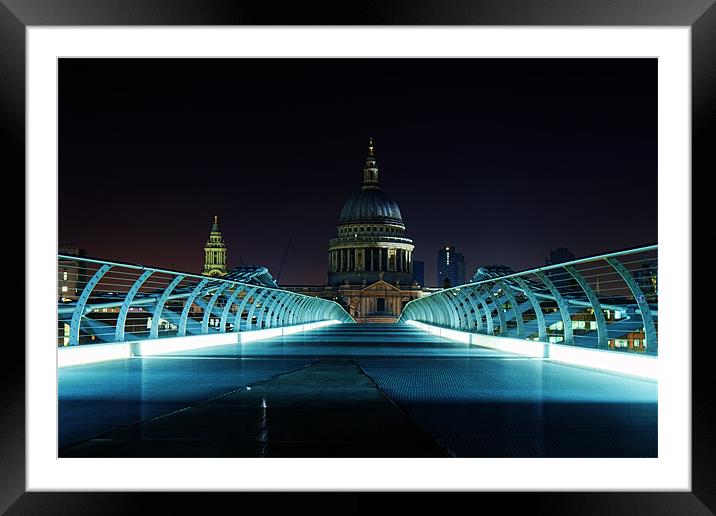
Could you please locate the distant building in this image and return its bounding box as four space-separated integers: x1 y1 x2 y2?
412 260 425 287
437 246 466 289
545 247 579 294
545 248 575 266
58 244 88 301
203 216 228 277
285 139 423 323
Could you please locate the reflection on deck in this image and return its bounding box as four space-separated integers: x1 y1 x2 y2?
59 324 656 458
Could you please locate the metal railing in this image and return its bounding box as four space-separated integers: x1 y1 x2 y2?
398 245 658 355
57 254 354 347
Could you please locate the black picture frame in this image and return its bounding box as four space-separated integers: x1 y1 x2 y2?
2 1 710 513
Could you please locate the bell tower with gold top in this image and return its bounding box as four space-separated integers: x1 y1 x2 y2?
203 215 228 277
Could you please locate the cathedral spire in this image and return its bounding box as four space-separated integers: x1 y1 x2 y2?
362 138 380 190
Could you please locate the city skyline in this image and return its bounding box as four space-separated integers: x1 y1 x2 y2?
59 58 657 285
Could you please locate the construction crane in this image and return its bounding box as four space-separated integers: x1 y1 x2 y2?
275 237 293 284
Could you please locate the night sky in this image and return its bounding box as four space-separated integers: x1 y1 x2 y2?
59 58 657 286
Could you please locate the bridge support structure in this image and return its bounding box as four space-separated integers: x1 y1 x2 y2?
399 245 658 357
58 254 353 349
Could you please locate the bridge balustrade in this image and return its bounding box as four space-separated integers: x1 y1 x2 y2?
57 255 353 347
398 245 658 356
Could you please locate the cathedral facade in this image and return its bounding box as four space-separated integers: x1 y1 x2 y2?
206 141 425 323
302 140 422 323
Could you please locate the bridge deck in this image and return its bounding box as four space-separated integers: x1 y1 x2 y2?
59 324 657 457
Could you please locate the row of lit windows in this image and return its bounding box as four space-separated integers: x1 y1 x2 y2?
338 225 402 236
611 339 647 348
549 320 599 331
546 336 646 349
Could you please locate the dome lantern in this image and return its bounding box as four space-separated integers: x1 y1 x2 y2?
339 139 403 225
362 138 380 191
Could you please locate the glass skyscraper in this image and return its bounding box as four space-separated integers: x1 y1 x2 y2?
437 246 465 289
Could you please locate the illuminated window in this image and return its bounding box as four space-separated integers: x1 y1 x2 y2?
589 321 597 330
61 286 68 292
633 339 641 347
63 271 68 280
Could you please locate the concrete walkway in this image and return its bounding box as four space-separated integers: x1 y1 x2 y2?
59 323 657 457
60 359 449 457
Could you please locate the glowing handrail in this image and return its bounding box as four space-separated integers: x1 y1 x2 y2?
399 245 658 355
57 254 354 346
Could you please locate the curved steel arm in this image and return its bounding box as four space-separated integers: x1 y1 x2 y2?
261 291 282 328
495 280 524 337
459 290 484 333
534 271 573 345
201 283 230 334
246 290 270 330
150 274 185 339
219 286 245 333
232 286 260 331
178 278 210 336
69 264 112 345
265 291 290 328
278 292 299 327
425 295 445 326
303 297 321 324
473 288 494 335
564 265 608 349
449 290 473 330
512 277 547 342
606 257 658 354
436 292 461 328
288 295 310 325
116 270 154 342
482 284 507 335
277 293 298 327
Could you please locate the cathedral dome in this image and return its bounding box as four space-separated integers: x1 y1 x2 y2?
327 140 415 291
338 138 404 226
339 189 403 224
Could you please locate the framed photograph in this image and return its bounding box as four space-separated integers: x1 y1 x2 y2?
4 0 710 513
